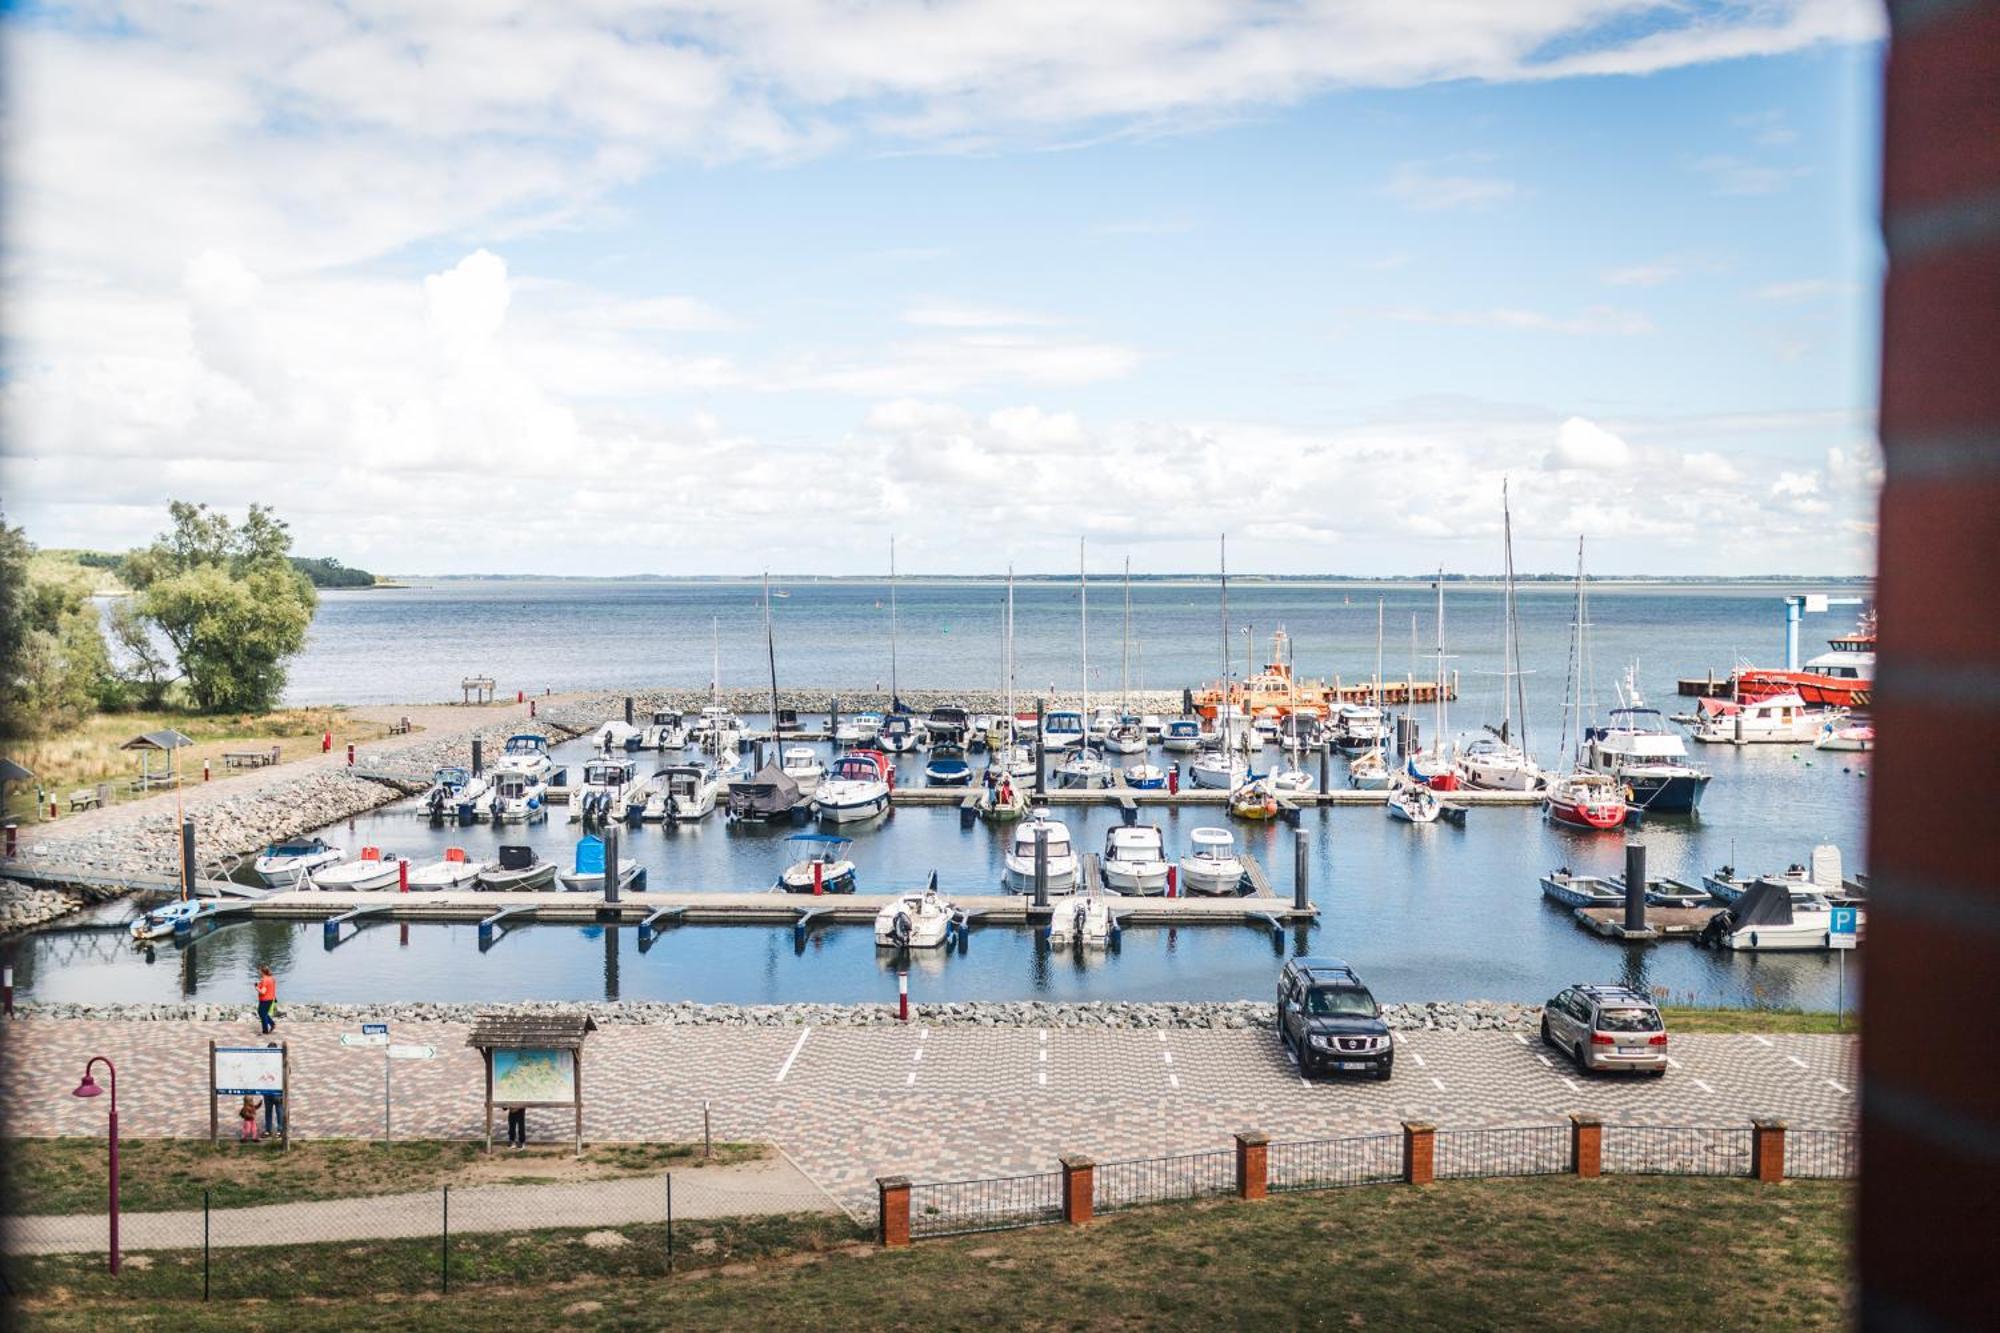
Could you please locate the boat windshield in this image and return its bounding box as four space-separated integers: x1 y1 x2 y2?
1306 987 1376 1018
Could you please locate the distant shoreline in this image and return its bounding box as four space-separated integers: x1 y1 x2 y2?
367 573 1875 588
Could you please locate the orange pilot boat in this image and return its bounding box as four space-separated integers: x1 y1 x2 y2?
1731 612 1874 710
1193 630 1335 721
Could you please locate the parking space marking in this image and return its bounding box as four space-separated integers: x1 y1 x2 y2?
1038 1031 1047 1045
1827 1078 1850 1094
1559 1075 1580 1093
1751 1035 1774 1048
1037 1069 1047 1087
774 1027 812 1084
1163 1050 1175 1065
1786 1055 1808 1069
1430 1077 1447 1092
1168 1072 1181 1089
1411 1052 1428 1069
1535 1053 1553 1068
912 1048 924 1063
1037 1048 1047 1064
1514 1033 1528 1045
1666 1056 1681 1069
1691 1077 1715 1094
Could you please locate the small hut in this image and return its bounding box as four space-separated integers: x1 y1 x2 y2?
120 730 195 792
466 1012 598 1154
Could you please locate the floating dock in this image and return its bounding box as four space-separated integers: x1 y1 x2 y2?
1574 905 1720 940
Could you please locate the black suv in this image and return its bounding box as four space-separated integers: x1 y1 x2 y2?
1277 957 1393 1080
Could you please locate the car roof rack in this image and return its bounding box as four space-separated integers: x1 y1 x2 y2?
1573 984 1653 1003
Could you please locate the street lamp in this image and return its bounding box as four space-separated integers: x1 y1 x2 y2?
71 1056 119 1274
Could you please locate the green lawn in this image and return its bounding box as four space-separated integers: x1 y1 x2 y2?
1659 1006 1853 1034
10 1176 1851 1330
1 1138 767 1215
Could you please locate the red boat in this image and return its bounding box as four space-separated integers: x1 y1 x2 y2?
1544 772 1628 830
1733 614 1874 709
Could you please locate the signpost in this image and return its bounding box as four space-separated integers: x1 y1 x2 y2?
209 1041 288 1149
342 1023 399 1140
1830 906 1858 1030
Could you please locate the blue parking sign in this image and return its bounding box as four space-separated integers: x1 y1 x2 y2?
1829 907 1858 948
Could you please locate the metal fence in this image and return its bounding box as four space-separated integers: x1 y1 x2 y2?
1268 1133 1405 1193
907 1171 1064 1239
1434 1125 1572 1180
1095 1150 1237 1213
1601 1124 1754 1177
1785 1128 1859 1179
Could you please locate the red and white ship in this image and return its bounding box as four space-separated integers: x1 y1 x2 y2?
1732 613 1874 709
1545 771 1628 831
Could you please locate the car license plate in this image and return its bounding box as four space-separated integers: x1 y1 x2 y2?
1336 1061 1370 1071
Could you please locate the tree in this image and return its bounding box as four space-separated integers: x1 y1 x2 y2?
0 515 116 736
122 503 318 713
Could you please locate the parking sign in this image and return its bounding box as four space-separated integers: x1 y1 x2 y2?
1829 906 1858 949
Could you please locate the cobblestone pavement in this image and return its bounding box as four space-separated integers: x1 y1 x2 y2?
0 1018 1857 1219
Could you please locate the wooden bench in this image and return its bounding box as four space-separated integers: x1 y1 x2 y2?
387 717 413 736
222 747 282 769
68 788 100 812
128 773 180 793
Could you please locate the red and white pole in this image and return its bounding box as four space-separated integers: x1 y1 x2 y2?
812 860 823 896
203 759 211 783
897 970 909 1022
346 743 355 767
398 859 409 893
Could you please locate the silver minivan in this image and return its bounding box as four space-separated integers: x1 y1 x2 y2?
1542 984 1669 1075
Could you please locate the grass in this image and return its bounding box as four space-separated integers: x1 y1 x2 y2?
7 1176 1851 1329
1 1139 767 1215
4 708 395 821
1659 1006 1853 1034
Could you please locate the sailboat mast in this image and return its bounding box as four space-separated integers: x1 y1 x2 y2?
1559 536 1585 764
1078 537 1088 733
1121 556 1131 712
1375 597 1384 709
1219 535 1230 754
763 572 780 744
888 536 898 709
1501 479 1528 748
711 616 721 703
1434 568 1447 754
1005 566 1016 729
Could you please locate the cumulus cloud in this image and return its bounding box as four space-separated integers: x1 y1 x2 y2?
1683 451 1743 485
1545 417 1635 471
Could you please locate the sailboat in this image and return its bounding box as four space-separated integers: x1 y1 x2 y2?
1545 537 1630 831
692 617 743 766
1405 571 1461 790
1458 481 1546 792
1348 598 1395 790
979 566 1032 822
1103 559 1147 756
1191 535 1250 790
1057 540 1114 789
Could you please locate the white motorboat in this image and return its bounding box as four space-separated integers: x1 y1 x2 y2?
1690 692 1833 744
1102 718 1148 755
1123 762 1166 789
1581 667 1709 812
1386 783 1441 824
490 771 548 823
496 734 554 781
253 837 344 887
777 833 857 893
1141 715 1166 741
1102 825 1170 894
419 766 472 819
1188 746 1248 790
1347 749 1394 790
662 763 720 822
874 881 958 948
813 750 893 823
1701 879 1864 951
640 710 689 750
1332 704 1387 756
555 835 647 893
879 713 922 753
407 847 487 889
1086 706 1117 741
1043 710 1086 750
975 769 1030 823
312 847 413 891
923 743 973 787
1252 709 1283 749
849 711 885 744
925 706 972 748
995 742 1037 780
781 746 826 794
1160 718 1206 753
1003 811 1081 892
618 770 670 822
1179 826 1245 895
452 773 494 823
1456 736 1545 793
1269 764 1316 798
569 757 639 824
592 720 643 751
1814 718 1875 752
477 845 557 891
1055 746 1114 789
1216 705 1261 752
1277 713 1323 755
131 899 204 941
1046 895 1112 948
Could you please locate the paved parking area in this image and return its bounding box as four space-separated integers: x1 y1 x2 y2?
1 1019 1857 1216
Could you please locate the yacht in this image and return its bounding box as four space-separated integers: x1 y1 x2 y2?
781 746 826 794
1178 827 1245 895
640 710 689 751
847 711 885 745
496 734 554 781
1102 825 1171 894
1386 783 1441 824
1544 537 1629 831
1102 716 1148 755
1690 692 1833 744
569 757 639 824
1055 746 1114 789
1188 744 1248 790
725 761 805 824
691 705 744 759
1160 717 1206 754
1347 749 1394 790
923 740 973 787
1046 895 1112 949
1701 880 1865 951
874 881 958 948
1456 736 1545 793
477 845 557 892
1458 481 1543 794
253 837 345 887
1003 811 1081 892
592 720 643 752
489 770 548 823
1332 704 1387 756
925 706 971 748
420 766 472 819
994 742 1038 780
813 750 893 823
1544 771 1627 831
1583 669 1711 812
879 713 922 754
778 833 857 893
407 847 486 889
618 769 669 822
1043 710 1086 751
312 847 412 891
660 762 720 822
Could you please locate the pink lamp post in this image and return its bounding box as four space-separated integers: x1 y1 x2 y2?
71 1056 119 1274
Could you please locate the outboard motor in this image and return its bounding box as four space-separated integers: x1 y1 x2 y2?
1697 909 1733 949
890 911 912 948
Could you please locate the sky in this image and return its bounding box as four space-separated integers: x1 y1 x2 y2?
0 0 1888 578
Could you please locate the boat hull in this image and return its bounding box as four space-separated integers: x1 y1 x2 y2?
1621 770 1710 814
477 864 558 891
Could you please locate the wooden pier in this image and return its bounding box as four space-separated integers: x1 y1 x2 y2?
887 786 1544 808
1676 673 1734 698
1575 905 1720 940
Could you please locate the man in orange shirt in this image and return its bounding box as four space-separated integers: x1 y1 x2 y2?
256 966 277 1033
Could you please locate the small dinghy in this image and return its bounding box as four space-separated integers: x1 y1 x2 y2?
478 845 558 892
1046 895 1112 948
131 899 203 941
1813 718 1874 752
873 878 958 948
312 847 412 891
556 834 646 893
777 833 857 893
1229 778 1283 821
254 837 344 887
1608 874 1711 908
1123 762 1166 789
1385 784 1441 824
975 770 1030 824
1539 869 1625 908
408 846 486 889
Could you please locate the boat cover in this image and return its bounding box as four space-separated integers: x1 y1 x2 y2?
496 845 537 871
729 762 802 816
572 835 604 874
1731 879 1794 928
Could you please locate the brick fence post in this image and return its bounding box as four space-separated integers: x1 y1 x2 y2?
1060 1154 1095 1225
876 1176 911 1247
1750 1118 1787 1184
1235 1131 1269 1200
1402 1121 1435 1186
1569 1114 1602 1179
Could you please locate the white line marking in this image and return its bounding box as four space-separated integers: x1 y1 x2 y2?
1038 1069 1047 1087
905 1070 916 1087
1163 1051 1175 1065
1827 1078 1850 1094
774 1027 812 1083
1693 1078 1714 1095
1037 1049 1047 1064
1412 1052 1427 1069
919 1028 929 1043
1514 1033 1528 1045
1786 1055 1808 1069
1430 1077 1446 1092
1394 1033 1409 1046
912 1048 924 1063
1168 1072 1180 1089
1559 1076 1580 1093
1536 1053 1553 1068
1665 1056 1681 1069
1751 1035 1774 1048
1038 1031 1047 1045
1157 1032 1167 1043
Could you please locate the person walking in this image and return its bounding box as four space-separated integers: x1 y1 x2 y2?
261 1041 286 1137
256 966 277 1034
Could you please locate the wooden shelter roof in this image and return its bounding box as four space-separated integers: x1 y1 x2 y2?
466 1013 598 1050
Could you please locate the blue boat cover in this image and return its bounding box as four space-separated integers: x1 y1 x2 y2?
572 834 604 874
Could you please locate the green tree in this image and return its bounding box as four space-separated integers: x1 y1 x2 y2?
0 515 116 736
122 502 318 712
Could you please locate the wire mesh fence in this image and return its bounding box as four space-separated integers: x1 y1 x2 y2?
1784 1128 1859 1179
908 1172 1063 1239
1095 1150 1237 1213
1434 1125 1572 1180
1601 1124 1754 1176
1268 1133 1404 1192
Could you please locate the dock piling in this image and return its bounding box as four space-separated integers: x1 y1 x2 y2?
1034 825 1049 909
624 696 634 727
1034 698 1046 798
180 819 196 900
605 826 622 905
1623 842 1646 933
829 697 840 745
471 738 483 777
1318 746 1330 792
1293 828 1309 912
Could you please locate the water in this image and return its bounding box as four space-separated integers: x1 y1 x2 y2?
8 717 1870 1010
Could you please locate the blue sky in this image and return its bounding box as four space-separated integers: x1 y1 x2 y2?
1 1 1887 576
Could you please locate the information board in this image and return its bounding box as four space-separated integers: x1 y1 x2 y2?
492 1047 576 1105
214 1046 285 1097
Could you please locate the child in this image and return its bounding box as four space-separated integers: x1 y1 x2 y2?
239 1095 262 1142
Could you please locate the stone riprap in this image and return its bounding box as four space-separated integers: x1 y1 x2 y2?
0 879 102 936
9 998 1544 1031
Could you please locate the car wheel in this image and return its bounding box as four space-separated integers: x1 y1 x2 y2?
1540 1017 1553 1046
1572 1040 1589 1072
1649 1068 1667 1079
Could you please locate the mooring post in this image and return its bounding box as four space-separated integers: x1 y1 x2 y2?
829 697 840 745
624 696 634 727
1034 824 1050 909
1318 744 1330 791
1623 841 1646 933
181 818 197 898
897 968 909 1022
1034 697 1047 797
470 737 483 777
605 825 621 905
1294 827 1309 912
752 739 766 773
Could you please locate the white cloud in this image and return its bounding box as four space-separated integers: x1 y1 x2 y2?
901 303 1058 329
1693 154 1812 196
1383 162 1516 213
1545 417 1635 471
1752 278 1842 302
1772 470 1821 497
1683 451 1743 485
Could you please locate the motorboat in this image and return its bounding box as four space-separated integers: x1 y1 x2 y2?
982 714 1015 751
555 834 647 893
1332 704 1387 756
1385 783 1441 824
131 899 204 941
925 706 971 748
1607 873 1711 908
478 845 557 891
1046 895 1112 948
1101 717 1148 755
994 742 1038 780
1252 709 1284 749
569 757 639 824
1582 669 1710 812
1706 845 1854 905
1539 869 1625 908
923 741 973 787
408 847 487 889
1700 879 1864 951
1192 628 1343 726
662 763 721 822
813 749 894 823
1814 718 1875 752
1347 749 1394 790
1700 865 1757 905
490 771 548 823
781 746 826 793
850 711 885 744
773 707 803 735
693 706 744 760
452 773 494 823
1277 712 1323 755
1055 746 1114 789
879 713 922 754
1102 825 1170 894
1217 705 1261 752
1269 763 1316 798
726 761 805 824
1230 778 1283 821
253 837 344 887
1043 710 1086 750
1188 745 1248 790
420 766 472 819
1456 736 1545 793
874 880 958 948
640 710 689 750
592 720 643 752
618 769 670 822
1141 715 1166 741
1160 718 1206 753
777 833 857 893
312 847 413 891
1087 706 1119 742
1689 692 1832 744
975 768 1030 823
833 712 872 746
1178 826 1245 895
497 734 555 781
1544 771 1627 830
1730 611 1874 710
1123 762 1166 789
1003 811 1081 892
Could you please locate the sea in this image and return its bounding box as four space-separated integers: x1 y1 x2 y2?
12 578 1872 1013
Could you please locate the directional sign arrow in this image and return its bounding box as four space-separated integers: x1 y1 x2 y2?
388 1044 437 1060
340 1033 389 1048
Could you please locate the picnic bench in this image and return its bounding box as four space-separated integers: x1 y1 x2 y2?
222 747 282 769
387 717 413 736
128 772 180 793
68 788 100 812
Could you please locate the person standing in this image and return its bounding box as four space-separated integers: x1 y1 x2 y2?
262 1041 286 1137
506 1106 527 1150
239 1095 261 1143
256 966 277 1034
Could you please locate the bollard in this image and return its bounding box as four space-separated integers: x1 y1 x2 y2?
181 819 197 899
346 743 355 767
1235 1132 1270 1200
624 696 634 726
1318 746 1330 791
3 823 14 858
1167 764 1179 795
812 859 824 896
322 731 332 753
877 1177 912 1248
1034 698 1047 797
1623 841 1646 933
49 800 57 820
605 826 621 904
897 969 909 1022
3 966 12 1017
399 859 410 893
1034 825 1049 909
203 759 211 783
471 738 483 777
1166 864 1178 898
517 690 524 703
1294 827 1309 912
